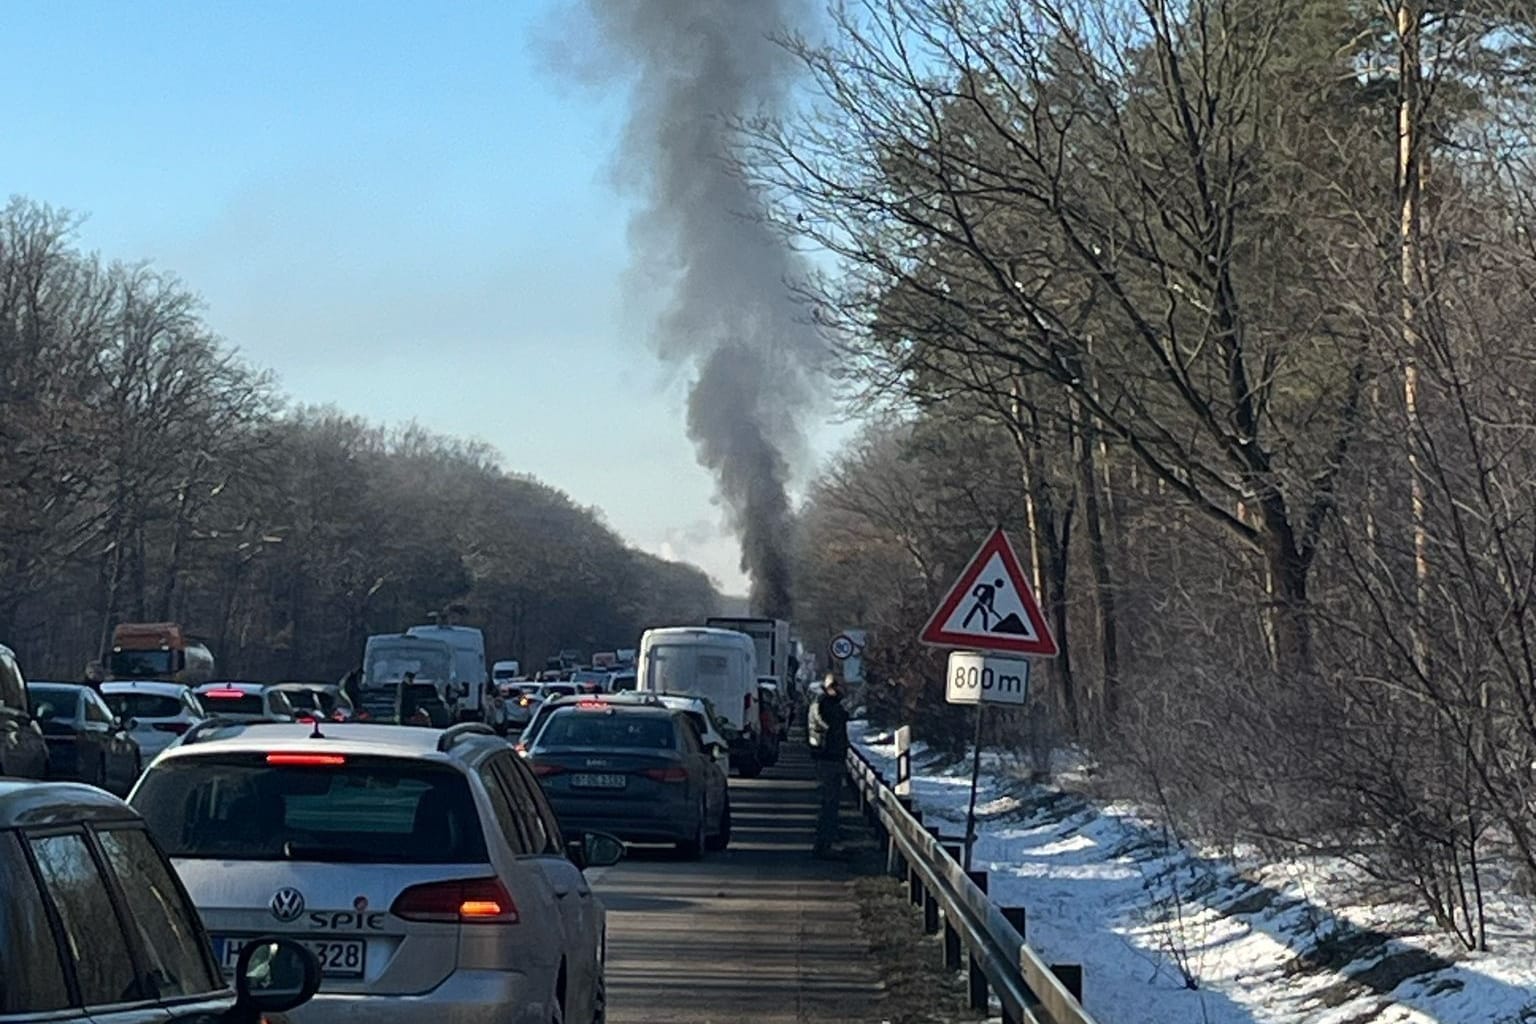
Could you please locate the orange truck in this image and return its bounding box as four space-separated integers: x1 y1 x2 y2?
106 622 215 685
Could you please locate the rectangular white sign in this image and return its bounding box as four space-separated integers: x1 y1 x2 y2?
945 651 1031 706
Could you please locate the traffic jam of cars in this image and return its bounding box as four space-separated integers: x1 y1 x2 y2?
0 616 806 1024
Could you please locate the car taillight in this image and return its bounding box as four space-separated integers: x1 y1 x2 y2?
205 689 245 699
643 765 688 783
152 722 191 735
530 762 565 777
330 710 347 722
265 753 346 766
391 877 518 924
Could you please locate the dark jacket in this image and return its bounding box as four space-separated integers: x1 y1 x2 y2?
807 691 849 761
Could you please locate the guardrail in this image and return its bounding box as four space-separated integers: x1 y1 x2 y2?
845 745 1100 1024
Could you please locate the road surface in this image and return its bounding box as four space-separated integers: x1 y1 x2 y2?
594 741 886 1023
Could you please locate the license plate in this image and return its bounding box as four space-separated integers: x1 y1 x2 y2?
571 773 627 789
214 936 367 978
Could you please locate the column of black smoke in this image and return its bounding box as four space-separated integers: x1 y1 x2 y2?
573 0 818 619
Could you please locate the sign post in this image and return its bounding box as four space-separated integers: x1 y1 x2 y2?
919 528 1058 870
895 725 912 798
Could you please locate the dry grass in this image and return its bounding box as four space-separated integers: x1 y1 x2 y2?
852 871 989 1024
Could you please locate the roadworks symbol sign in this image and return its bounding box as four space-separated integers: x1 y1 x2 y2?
919 527 1059 657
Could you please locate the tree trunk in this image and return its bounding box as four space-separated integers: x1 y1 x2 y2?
1399 0 1430 671
1262 522 1313 678
1075 405 1120 731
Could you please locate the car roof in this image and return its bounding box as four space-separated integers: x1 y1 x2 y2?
0 780 141 829
271 681 340 691
152 721 503 766
102 680 191 695
547 702 675 720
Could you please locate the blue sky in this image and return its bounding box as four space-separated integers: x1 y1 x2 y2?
3 0 853 594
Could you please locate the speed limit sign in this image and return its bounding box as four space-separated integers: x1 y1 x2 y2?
830 634 856 661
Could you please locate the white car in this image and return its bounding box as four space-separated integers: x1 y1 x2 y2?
100 680 208 761
128 720 622 1024
193 681 298 722
654 694 733 774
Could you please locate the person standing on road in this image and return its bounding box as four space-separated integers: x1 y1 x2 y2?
82 661 106 692
808 673 850 858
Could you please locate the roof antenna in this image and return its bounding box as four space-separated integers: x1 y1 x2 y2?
309 716 325 740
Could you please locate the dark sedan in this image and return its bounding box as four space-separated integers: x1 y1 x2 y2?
26 683 141 796
528 704 730 858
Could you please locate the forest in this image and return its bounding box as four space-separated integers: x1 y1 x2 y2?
782 0 1536 950
0 199 719 684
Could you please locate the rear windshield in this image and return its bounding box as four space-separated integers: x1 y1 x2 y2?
536 712 676 751
135 755 487 864
27 685 78 708
103 692 183 719
200 693 264 716
279 689 337 713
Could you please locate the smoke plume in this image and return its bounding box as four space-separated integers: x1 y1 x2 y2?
570 0 819 618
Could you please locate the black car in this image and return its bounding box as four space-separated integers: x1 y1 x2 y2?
528 703 731 858
0 645 47 779
26 683 142 796
0 779 320 1024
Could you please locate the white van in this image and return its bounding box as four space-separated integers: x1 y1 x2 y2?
637 626 763 777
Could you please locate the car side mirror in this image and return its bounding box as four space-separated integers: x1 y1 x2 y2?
234 937 321 1013
569 831 625 870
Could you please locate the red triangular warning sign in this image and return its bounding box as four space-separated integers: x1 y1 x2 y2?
919 528 1058 656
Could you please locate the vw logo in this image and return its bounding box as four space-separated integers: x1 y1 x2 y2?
269 887 306 923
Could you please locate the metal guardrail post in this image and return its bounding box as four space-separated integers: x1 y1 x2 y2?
968 948 989 1011
1051 964 1084 1002
943 913 963 970
967 869 990 1010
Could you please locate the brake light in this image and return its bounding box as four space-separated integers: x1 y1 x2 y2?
265 753 347 766
152 722 191 735
530 762 565 777
391 877 518 924
205 689 245 699
577 699 607 710
643 765 689 783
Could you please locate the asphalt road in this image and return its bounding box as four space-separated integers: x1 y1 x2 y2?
592 741 886 1023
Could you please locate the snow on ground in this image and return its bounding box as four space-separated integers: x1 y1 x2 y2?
854 723 1536 1024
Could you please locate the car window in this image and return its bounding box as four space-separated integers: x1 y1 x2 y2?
198 691 265 715
85 691 114 724
105 691 185 719
477 764 531 855
536 711 676 751
267 691 294 716
505 755 564 851
135 754 489 863
95 827 222 998
0 832 71 1013
29 830 145 1007
29 685 79 723
492 757 554 854
0 652 26 712
676 715 704 754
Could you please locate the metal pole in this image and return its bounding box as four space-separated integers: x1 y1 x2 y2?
963 702 985 871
